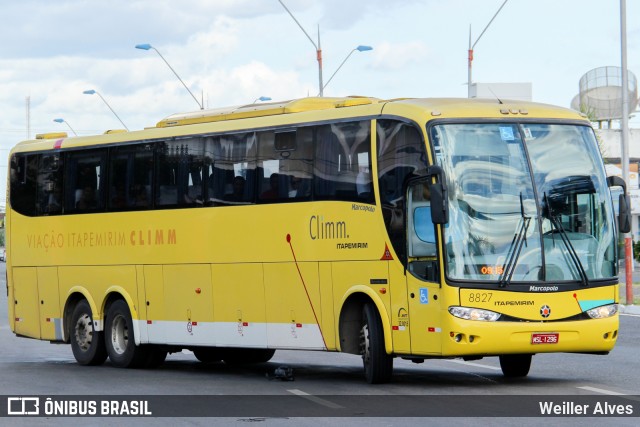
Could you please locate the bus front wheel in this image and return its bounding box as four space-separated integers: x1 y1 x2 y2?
105 300 149 368
360 303 393 384
70 300 108 366
499 354 532 378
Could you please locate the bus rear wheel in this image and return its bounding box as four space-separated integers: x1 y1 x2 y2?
499 354 532 378
105 300 149 368
360 303 393 384
70 300 108 366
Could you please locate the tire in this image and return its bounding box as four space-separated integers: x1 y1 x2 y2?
105 299 149 368
499 354 532 378
360 303 393 384
223 348 276 364
144 346 168 368
70 300 108 366
193 348 223 363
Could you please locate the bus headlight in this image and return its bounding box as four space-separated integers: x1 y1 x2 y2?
448 306 501 321
586 304 618 319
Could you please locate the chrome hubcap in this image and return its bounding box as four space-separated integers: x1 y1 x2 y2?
110 314 129 355
74 314 93 351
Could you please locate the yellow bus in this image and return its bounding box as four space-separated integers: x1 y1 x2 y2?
6 96 630 383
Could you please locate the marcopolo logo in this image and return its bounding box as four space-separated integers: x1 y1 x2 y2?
529 285 559 292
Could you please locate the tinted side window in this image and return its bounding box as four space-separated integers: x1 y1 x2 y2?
257 129 313 203
109 144 154 210
65 149 107 213
156 138 207 208
206 132 257 205
37 154 64 215
376 120 428 262
377 120 428 206
9 154 38 216
314 120 373 203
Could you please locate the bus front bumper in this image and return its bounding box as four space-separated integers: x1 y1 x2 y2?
439 314 618 357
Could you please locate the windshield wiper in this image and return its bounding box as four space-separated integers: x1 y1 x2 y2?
543 193 589 286
499 193 530 287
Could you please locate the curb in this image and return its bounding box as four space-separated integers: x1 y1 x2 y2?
620 304 640 315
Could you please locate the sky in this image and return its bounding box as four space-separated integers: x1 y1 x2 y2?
1 0 639 209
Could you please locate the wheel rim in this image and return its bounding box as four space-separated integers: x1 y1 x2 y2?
110 314 129 355
360 323 371 367
74 313 93 351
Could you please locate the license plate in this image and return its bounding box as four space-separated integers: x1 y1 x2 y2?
531 333 559 344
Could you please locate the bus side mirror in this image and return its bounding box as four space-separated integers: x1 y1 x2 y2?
424 165 448 225
618 193 631 233
429 181 448 224
405 165 449 225
607 175 631 234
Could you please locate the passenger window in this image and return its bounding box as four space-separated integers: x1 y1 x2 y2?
156 138 207 208
257 129 313 203
314 121 373 203
37 154 64 215
377 119 428 263
206 132 257 205
65 150 107 213
109 144 153 210
9 154 38 217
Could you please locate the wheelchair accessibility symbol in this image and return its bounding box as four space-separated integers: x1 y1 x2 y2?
419 288 429 304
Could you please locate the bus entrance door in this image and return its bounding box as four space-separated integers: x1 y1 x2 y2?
405 182 442 355
388 259 442 356
406 269 442 355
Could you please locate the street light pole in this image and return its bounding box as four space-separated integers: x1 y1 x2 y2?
277 0 324 96
83 90 129 131
317 25 323 97
321 45 373 94
620 0 633 304
135 43 204 110
467 0 509 98
53 118 77 136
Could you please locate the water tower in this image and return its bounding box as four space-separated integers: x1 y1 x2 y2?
572 66 638 127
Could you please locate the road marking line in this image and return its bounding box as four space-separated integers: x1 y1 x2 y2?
577 386 624 395
287 389 343 409
445 359 501 371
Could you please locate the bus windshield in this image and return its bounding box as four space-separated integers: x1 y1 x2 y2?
430 122 617 284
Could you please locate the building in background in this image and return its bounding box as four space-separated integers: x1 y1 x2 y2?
599 129 640 240
570 66 640 240
469 82 532 101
